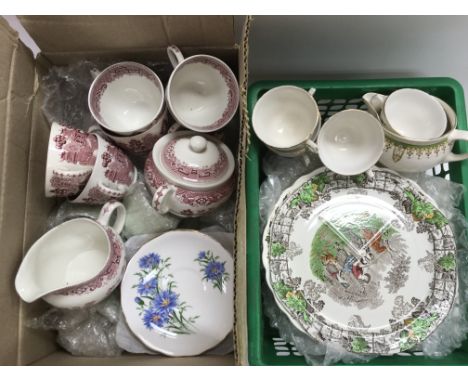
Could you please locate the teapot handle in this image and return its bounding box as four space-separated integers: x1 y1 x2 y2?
97 201 126 234
445 129 468 162
152 185 176 214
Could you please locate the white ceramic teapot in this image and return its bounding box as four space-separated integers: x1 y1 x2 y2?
144 130 235 217
15 201 127 309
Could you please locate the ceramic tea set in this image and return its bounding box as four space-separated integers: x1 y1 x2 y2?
16 46 238 356
253 86 468 174
253 85 461 354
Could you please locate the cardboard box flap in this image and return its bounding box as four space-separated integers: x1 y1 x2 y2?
18 16 236 54
0 17 39 365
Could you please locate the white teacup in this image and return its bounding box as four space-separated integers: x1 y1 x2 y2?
363 88 447 141
311 110 385 176
71 134 137 204
165 46 239 132
252 85 321 157
45 123 98 197
88 62 165 136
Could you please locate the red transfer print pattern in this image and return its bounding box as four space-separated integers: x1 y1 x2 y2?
90 63 161 118
181 56 239 131
59 228 124 296
81 185 123 205
101 144 135 185
144 156 234 214
54 127 98 166
162 138 228 182
49 170 90 197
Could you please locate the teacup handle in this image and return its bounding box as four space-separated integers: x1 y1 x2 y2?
167 122 183 134
152 185 176 214
97 201 126 234
305 139 319 154
167 45 185 69
362 93 387 119
445 129 468 162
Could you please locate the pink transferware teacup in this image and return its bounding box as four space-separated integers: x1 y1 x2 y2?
45 123 98 197
165 45 239 133
71 134 137 204
91 109 169 155
88 62 165 137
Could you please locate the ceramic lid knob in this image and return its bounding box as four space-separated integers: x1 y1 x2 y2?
189 136 207 153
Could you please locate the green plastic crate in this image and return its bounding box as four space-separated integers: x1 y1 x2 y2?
246 78 468 366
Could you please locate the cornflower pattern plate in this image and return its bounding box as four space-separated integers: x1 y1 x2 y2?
121 230 233 356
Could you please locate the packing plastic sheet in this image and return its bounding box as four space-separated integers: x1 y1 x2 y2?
260 152 468 365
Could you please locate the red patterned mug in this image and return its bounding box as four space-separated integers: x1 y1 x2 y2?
45 123 98 197
71 134 137 204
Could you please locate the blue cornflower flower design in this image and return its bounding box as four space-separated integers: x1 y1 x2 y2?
204 261 225 281
198 251 206 260
137 277 158 295
138 253 161 269
143 307 169 329
153 289 178 314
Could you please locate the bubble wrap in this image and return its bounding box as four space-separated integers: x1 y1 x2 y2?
122 174 179 238
27 293 122 357
260 157 468 365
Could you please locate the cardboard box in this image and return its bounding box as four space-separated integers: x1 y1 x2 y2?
0 15 251 366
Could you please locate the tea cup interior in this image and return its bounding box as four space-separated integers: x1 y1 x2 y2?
90 63 163 135
318 110 384 175
168 57 238 131
384 88 447 140
252 86 319 149
16 219 109 300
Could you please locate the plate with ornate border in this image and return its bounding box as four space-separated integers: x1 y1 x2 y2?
121 230 233 356
263 166 457 355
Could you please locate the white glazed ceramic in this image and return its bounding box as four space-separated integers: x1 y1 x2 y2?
252 85 321 157
364 95 468 172
263 166 456 355
311 110 385 176
92 109 169 155
15 201 127 309
144 130 235 217
71 134 137 204
363 89 447 141
165 46 239 132
45 123 98 197
88 62 165 136
121 230 233 356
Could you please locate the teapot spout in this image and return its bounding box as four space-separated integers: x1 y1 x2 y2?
362 92 387 119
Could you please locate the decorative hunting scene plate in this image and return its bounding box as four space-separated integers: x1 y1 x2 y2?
263 167 457 355
121 230 233 356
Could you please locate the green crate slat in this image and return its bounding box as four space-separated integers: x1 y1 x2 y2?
246 77 468 366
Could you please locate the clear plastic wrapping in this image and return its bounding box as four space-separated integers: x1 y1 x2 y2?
260 155 468 365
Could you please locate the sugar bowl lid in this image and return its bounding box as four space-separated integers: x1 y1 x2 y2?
152 130 235 189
